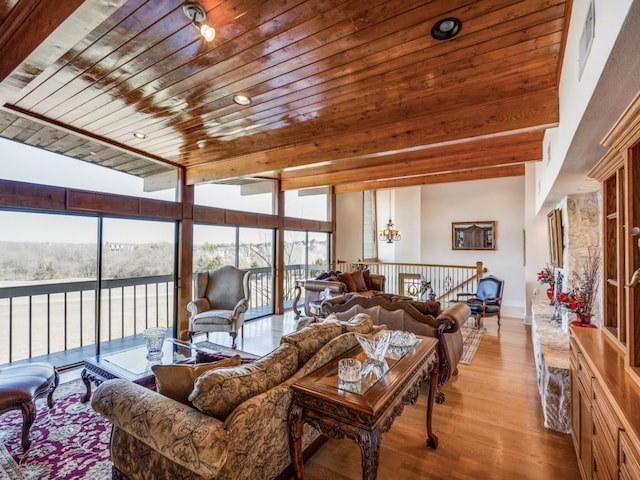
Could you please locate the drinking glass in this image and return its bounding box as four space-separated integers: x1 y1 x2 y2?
143 327 166 360
338 358 362 383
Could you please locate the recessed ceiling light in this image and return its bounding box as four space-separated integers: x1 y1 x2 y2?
431 17 462 40
233 94 252 106
133 132 146 139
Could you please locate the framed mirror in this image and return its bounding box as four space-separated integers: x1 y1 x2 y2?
452 221 496 250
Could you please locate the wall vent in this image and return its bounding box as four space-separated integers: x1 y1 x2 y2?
578 0 595 80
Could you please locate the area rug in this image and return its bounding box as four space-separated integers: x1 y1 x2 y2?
459 325 486 365
0 379 111 480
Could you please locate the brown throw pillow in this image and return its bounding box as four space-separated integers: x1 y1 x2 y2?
338 272 358 292
152 355 241 405
362 270 374 290
351 270 368 291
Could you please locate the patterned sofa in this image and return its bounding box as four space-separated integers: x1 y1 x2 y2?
91 318 381 480
324 295 471 403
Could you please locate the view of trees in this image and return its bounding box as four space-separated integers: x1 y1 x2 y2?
0 238 328 282
0 241 174 282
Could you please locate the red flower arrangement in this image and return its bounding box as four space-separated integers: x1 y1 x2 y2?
537 265 555 286
556 291 586 314
557 247 601 327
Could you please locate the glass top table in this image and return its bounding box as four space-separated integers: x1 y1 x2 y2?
80 338 197 402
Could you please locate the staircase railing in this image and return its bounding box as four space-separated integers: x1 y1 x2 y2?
335 260 485 303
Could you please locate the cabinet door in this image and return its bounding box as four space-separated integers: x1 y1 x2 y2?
577 379 593 480
619 431 640 480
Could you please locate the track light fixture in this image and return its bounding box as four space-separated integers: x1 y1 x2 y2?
183 2 215 42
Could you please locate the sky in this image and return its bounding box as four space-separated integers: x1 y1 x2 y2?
0 138 327 244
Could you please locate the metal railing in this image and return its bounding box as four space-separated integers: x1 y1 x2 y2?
0 264 315 365
335 260 485 303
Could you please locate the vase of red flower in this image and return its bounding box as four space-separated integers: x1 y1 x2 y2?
557 248 601 329
537 265 555 304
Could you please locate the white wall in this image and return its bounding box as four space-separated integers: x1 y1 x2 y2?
336 176 527 317
537 0 634 212
419 177 526 317
525 163 553 324
335 192 363 262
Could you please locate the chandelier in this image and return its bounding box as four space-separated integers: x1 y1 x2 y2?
379 191 401 243
379 218 401 243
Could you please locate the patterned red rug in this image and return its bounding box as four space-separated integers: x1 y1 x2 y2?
0 379 111 480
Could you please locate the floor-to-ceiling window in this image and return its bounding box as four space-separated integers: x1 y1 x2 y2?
99 218 176 345
283 230 330 307
0 211 178 366
0 211 98 365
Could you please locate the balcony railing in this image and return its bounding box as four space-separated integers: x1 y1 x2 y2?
0 264 314 366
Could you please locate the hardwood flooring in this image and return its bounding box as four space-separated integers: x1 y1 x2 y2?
207 313 581 480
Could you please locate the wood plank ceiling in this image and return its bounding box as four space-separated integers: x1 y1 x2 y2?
0 0 570 193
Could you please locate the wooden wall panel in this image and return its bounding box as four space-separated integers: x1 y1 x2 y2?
67 190 139 215
192 205 225 224
138 198 181 219
0 179 66 210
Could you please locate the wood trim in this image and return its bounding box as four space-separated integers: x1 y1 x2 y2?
335 164 525 194
555 0 574 87
0 179 66 210
589 148 625 182
602 91 640 151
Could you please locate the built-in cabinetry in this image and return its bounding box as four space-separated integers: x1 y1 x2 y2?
570 93 640 480
570 328 640 480
589 92 640 383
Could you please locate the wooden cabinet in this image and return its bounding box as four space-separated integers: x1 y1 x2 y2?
570 335 594 480
591 382 620 479
591 95 640 383
570 328 640 480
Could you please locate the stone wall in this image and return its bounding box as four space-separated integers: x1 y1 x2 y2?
560 191 602 324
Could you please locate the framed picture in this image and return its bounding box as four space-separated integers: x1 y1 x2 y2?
452 221 496 250
547 209 564 267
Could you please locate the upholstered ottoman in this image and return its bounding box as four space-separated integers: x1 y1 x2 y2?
0 362 59 449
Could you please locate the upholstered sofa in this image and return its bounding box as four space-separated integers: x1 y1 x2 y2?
293 270 386 318
91 318 382 480
324 295 471 403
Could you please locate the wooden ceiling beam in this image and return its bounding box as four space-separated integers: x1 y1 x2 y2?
185 88 556 184
281 141 540 190
278 130 543 179
334 164 526 193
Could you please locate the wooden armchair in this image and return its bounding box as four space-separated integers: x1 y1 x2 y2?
187 266 250 348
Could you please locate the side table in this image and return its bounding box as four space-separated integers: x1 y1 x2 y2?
288 336 439 480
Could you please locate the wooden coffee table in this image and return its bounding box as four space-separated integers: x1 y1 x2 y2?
288 336 439 480
80 338 196 403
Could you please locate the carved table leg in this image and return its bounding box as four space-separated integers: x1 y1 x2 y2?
81 368 93 403
288 403 305 480
356 428 382 480
425 366 439 449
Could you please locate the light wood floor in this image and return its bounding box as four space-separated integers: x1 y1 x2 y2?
205 313 581 480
